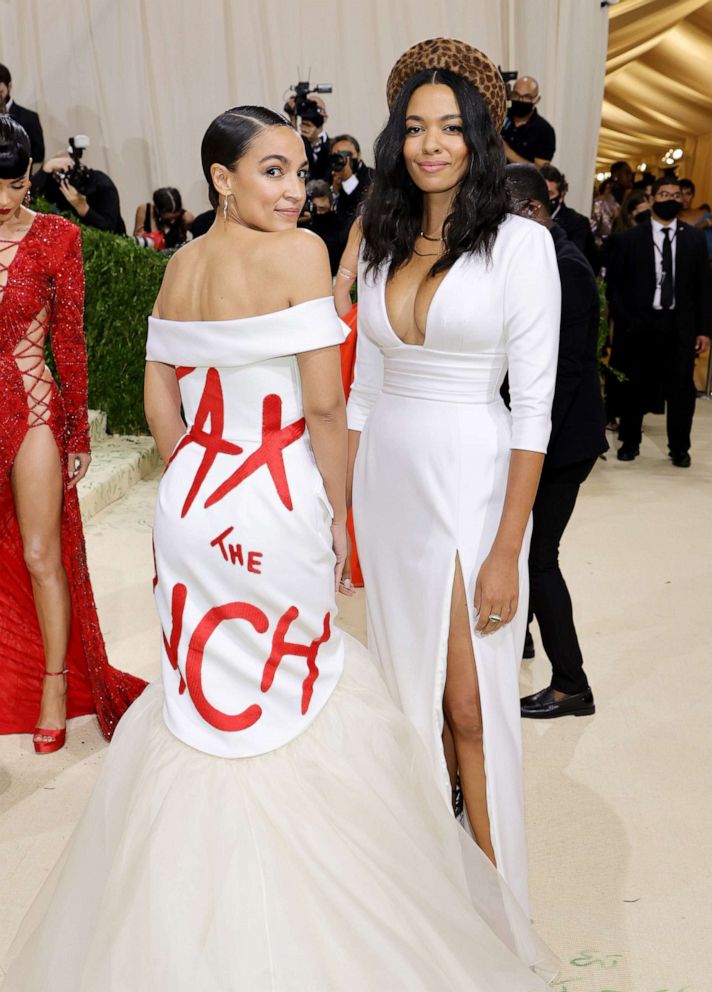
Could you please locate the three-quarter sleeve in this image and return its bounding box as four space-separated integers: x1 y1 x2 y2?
504 222 561 452
50 224 90 453
346 317 384 431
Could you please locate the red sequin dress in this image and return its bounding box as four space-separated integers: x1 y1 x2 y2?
0 212 146 738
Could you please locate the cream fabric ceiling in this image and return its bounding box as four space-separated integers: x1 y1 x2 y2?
599 0 712 201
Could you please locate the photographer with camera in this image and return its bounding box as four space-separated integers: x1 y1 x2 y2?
329 134 372 224
285 82 333 181
299 104 331 180
133 187 194 251
297 179 348 276
31 136 125 233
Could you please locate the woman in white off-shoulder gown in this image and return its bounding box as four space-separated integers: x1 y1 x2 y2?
2 108 557 991
347 44 561 915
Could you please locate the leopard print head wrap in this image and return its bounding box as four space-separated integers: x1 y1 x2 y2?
386 37 507 131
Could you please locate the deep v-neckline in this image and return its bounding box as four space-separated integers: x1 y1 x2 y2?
0 215 38 307
381 255 463 349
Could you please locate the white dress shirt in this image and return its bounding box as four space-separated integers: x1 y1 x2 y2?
652 216 678 309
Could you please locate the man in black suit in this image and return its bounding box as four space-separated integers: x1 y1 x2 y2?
540 163 599 274
606 176 712 467
0 63 45 166
506 164 607 719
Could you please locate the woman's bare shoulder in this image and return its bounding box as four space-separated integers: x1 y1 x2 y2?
270 227 329 262
152 241 201 315
256 229 331 300
158 239 194 283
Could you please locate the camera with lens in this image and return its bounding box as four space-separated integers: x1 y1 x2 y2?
53 134 92 195
329 150 352 173
300 193 316 222
284 79 332 118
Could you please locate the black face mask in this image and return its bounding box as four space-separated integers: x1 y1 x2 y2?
633 209 651 225
549 197 561 214
509 100 534 119
653 199 683 222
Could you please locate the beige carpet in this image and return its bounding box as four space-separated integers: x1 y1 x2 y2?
2 402 711 990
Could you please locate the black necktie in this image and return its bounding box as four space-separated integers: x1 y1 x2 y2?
660 228 674 309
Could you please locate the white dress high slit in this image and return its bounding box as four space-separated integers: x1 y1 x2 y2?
347 216 561 914
2 295 558 991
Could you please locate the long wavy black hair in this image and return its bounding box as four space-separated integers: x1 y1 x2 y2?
362 69 507 279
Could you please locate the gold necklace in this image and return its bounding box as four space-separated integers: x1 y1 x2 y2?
412 246 441 257
418 230 443 242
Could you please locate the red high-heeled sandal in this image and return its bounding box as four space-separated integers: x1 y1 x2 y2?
33 668 69 754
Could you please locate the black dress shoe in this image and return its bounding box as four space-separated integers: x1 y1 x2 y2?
522 630 535 660
670 451 691 468
617 445 639 462
520 686 595 719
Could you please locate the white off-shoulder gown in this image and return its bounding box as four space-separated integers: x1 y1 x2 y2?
2 296 558 991
347 216 561 915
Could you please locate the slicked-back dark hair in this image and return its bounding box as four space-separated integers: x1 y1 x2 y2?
201 105 294 209
0 114 31 179
361 69 508 279
153 186 183 214
152 187 188 247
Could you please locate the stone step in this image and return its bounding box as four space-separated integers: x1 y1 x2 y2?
78 434 161 522
88 409 108 447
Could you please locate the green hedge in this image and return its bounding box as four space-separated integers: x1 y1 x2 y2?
37 200 168 434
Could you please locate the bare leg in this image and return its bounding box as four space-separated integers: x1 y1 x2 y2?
443 555 495 864
11 426 71 739
442 720 458 806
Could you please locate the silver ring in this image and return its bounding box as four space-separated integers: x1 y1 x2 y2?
488 614 503 623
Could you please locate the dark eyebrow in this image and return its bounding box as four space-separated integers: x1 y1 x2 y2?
258 154 310 170
405 114 463 122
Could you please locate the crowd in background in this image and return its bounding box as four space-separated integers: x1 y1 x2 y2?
3 57 710 272
2 56 711 471
0 61 373 272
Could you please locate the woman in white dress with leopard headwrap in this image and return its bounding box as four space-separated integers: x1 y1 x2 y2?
347 40 560 915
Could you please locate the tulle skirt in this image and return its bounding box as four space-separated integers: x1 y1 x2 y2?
2 634 558 991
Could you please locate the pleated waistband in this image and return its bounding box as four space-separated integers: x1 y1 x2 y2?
381 351 503 404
